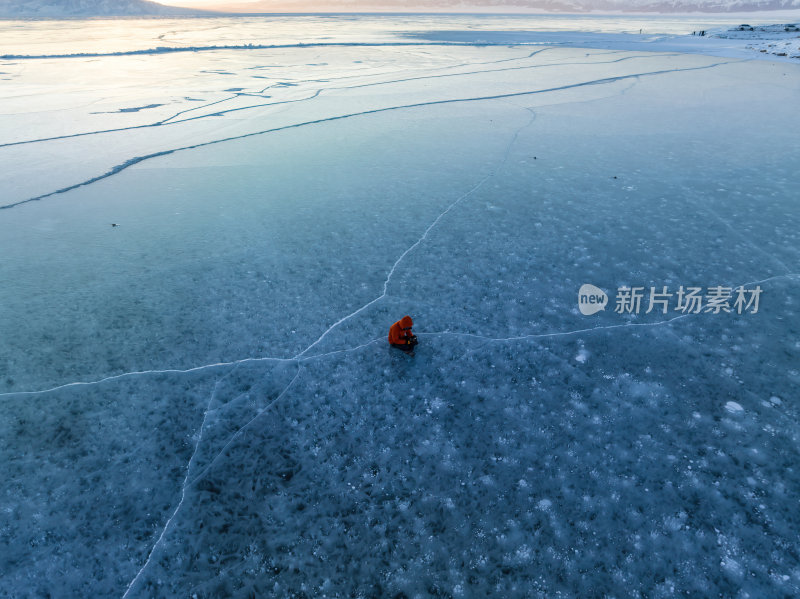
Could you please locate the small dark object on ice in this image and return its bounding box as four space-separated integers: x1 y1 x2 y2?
111 223 119 227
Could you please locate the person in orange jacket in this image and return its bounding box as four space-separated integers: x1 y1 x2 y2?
388 315 418 354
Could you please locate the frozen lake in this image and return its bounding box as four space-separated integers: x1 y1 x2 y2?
1 14 799 598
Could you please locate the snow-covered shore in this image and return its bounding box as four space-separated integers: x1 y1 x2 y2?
710 22 800 58
405 22 800 61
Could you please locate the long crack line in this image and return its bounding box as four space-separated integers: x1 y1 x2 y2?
121 368 236 599
1 59 741 212
187 367 303 489
1 50 672 149
1 274 796 400
295 107 537 359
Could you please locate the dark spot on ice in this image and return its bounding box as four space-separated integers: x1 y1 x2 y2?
53 422 78 447
111 223 119 227
197 479 221 494
224 87 244 92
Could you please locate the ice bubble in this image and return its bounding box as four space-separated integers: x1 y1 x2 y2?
721 556 743 578
724 401 744 414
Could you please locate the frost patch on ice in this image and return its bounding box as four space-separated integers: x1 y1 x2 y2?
724 401 744 414
721 555 744 579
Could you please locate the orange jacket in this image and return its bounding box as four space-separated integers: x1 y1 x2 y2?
388 315 414 345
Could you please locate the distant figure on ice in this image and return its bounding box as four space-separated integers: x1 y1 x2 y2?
388 315 418 354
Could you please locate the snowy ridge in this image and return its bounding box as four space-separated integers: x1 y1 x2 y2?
710 22 800 57
0 0 200 17
182 0 800 14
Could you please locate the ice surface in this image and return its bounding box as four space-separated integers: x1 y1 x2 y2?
1 15 799 599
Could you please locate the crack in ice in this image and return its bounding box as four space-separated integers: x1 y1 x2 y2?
420 274 797 344
295 107 537 359
0 51 686 150
121 369 236 599
1 274 795 401
187 367 303 489
0 41 532 60
114 270 796 595
0 59 741 211
120 367 302 598
0 45 792 598
700 202 793 274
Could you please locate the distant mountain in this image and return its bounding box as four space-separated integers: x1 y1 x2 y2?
525 0 800 11
0 0 205 16
2 0 796 16
218 0 800 12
